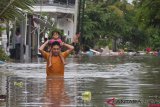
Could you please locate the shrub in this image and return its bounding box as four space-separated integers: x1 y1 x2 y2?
0 48 9 61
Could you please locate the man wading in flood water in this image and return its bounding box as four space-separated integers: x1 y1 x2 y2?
39 40 74 77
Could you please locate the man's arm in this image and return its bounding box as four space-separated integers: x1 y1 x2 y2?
39 40 49 52
62 42 74 54
39 40 49 59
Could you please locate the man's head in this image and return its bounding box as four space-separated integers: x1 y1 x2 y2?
50 41 61 56
16 28 20 36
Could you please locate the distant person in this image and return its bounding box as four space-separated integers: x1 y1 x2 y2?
39 40 74 77
72 32 80 55
15 29 22 60
82 45 94 56
153 50 158 56
146 47 151 54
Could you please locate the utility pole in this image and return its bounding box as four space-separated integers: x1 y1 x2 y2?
78 0 85 45
81 0 85 44
73 0 79 35
77 0 81 33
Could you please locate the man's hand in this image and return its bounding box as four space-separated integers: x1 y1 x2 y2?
39 40 49 52
62 42 74 54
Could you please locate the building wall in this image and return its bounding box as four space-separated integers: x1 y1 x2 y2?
0 24 8 54
57 17 74 41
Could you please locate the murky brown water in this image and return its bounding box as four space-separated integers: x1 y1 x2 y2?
0 55 160 107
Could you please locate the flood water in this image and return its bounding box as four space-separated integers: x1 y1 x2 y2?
0 55 160 107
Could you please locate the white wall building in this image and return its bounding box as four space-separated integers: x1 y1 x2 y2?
32 0 79 41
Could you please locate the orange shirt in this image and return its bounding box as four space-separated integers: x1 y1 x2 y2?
41 50 69 77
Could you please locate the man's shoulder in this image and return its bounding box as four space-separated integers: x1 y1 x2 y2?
40 50 50 59
61 51 70 58
62 51 69 54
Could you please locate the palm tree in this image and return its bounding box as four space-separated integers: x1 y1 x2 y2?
0 0 35 21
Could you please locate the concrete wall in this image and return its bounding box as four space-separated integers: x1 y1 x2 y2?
0 24 8 54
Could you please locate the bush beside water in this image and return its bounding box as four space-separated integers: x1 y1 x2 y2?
0 48 9 61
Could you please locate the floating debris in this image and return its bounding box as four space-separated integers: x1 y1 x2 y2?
14 81 24 87
82 91 92 102
0 60 5 64
0 95 6 101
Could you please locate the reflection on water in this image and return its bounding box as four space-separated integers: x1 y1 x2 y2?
0 56 160 107
44 77 72 107
6 77 77 107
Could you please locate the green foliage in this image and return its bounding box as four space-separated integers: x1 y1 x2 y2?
96 39 108 47
146 27 160 50
0 0 35 21
0 26 6 32
133 0 160 50
83 0 135 49
82 0 160 50
0 48 9 61
135 0 160 28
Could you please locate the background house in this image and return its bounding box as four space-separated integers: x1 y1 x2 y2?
0 0 79 62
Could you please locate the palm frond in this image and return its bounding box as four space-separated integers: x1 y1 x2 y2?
0 0 35 21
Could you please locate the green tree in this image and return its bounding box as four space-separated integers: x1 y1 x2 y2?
119 1 148 50
135 0 160 28
83 0 133 50
134 0 160 49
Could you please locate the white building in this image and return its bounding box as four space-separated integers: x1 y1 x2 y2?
32 0 79 42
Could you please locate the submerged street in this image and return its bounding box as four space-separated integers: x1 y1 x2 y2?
0 55 160 107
